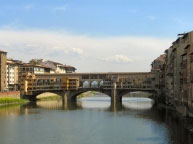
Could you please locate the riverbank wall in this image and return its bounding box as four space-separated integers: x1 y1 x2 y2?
0 91 20 99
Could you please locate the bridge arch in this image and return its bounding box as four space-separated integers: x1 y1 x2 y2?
24 90 65 101
121 91 153 98
68 89 112 101
36 92 61 99
117 90 155 99
76 91 111 109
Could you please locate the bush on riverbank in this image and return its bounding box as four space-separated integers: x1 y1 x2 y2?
37 95 62 101
77 91 96 98
0 98 28 105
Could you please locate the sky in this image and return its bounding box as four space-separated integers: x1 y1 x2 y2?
0 0 193 72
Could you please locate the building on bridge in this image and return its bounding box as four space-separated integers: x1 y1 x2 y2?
20 73 79 96
18 63 53 87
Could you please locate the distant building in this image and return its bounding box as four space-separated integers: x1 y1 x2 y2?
0 50 7 91
40 60 76 73
151 54 166 102
5 58 53 91
2 55 76 91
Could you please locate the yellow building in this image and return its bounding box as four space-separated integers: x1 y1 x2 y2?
20 73 79 96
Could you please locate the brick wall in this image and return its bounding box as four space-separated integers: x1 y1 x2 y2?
0 91 20 98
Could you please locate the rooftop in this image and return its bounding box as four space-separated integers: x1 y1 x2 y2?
44 60 76 70
154 54 166 62
7 59 23 64
0 49 7 53
21 63 52 69
47 60 63 66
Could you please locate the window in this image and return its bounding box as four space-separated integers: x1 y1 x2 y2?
190 53 193 62
182 55 187 60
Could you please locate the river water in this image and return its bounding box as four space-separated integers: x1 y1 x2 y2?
0 95 192 144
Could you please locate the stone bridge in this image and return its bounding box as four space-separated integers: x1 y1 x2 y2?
20 72 156 105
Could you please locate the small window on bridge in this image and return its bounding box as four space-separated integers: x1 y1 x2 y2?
99 75 106 79
82 75 89 79
90 75 98 79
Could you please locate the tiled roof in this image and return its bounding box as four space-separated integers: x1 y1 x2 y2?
43 60 76 70
47 60 63 65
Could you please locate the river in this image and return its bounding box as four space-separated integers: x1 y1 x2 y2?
0 95 192 144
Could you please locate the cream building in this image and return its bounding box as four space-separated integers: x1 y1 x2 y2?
6 59 22 91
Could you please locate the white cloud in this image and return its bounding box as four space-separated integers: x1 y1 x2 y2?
102 55 132 63
71 48 84 55
0 29 172 72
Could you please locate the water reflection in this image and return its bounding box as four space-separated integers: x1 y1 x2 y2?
26 100 80 110
0 105 22 117
77 96 111 109
36 100 63 109
0 96 192 144
122 97 154 110
77 96 154 111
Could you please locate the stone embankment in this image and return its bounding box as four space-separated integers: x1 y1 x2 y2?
0 91 28 106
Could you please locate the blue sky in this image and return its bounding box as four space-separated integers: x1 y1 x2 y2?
0 0 192 72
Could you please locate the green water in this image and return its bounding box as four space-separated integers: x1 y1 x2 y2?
0 95 192 144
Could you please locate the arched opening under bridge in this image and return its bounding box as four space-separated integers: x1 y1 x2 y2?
26 92 64 110
36 92 62 100
76 91 111 109
121 91 154 110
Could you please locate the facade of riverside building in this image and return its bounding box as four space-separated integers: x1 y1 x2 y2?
0 50 7 91
6 59 22 91
151 54 166 102
0 52 77 91
152 30 193 116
